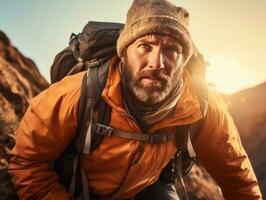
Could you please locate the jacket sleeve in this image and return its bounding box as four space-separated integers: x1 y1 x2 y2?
8 74 82 200
193 88 262 199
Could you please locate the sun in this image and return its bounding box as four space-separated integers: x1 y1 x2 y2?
206 54 251 94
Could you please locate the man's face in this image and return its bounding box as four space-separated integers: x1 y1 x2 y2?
121 34 185 106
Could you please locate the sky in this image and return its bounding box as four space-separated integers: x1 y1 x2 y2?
1 0 265 94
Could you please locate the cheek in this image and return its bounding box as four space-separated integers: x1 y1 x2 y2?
164 55 183 75
125 52 147 76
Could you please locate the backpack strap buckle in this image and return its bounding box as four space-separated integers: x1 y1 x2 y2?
88 59 101 68
94 123 114 136
149 134 168 144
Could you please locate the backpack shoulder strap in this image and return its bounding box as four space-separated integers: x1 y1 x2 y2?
175 75 209 177
67 58 112 199
75 58 111 153
158 123 201 200
177 77 208 199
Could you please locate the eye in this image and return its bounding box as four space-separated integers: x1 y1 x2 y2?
138 43 152 52
165 45 182 54
163 49 181 61
163 45 182 59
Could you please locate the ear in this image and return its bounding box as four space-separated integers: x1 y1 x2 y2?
121 56 125 64
120 48 127 64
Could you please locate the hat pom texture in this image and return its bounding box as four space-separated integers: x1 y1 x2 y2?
117 0 193 65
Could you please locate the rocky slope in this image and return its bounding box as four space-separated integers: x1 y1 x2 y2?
0 31 49 199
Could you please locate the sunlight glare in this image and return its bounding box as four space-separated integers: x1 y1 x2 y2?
206 54 251 94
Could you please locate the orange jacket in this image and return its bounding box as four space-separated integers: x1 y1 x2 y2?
8 57 262 199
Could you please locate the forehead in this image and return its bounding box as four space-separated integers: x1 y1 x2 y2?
134 34 181 45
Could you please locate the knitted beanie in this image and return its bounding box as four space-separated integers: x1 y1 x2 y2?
117 0 193 65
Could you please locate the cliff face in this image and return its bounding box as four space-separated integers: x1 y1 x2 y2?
0 31 49 199
0 31 49 162
224 83 266 196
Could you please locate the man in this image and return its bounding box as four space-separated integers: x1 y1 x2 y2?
8 0 262 199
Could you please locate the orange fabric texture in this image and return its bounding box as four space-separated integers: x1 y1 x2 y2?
8 57 262 199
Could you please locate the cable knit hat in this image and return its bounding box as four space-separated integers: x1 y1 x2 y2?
117 0 193 65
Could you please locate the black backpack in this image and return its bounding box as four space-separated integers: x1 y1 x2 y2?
51 21 208 200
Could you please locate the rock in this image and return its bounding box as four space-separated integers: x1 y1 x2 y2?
0 31 49 200
177 164 224 199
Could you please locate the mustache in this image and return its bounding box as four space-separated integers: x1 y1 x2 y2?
138 70 168 81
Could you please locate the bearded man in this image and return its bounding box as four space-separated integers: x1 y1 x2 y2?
8 0 262 200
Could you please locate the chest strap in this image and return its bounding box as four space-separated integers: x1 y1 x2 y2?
91 123 176 144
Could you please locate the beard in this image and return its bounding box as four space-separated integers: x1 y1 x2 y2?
120 62 182 107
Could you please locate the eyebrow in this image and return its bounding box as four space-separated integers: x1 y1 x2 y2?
135 36 159 45
165 42 183 49
135 35 183 49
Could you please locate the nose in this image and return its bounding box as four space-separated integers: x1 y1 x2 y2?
148 48 164 70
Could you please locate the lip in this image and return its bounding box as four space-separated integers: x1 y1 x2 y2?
141 75 158 79
141 77 162 84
